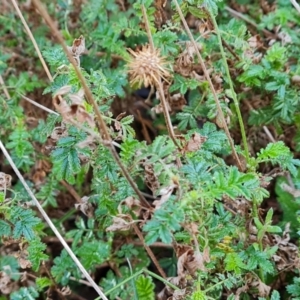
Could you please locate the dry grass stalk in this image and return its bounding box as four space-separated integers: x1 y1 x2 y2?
173 0 242 170
0 141 109 300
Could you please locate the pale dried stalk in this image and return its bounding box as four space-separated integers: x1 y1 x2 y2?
290 0 300 15
10 0 53 81
141 5 180 150
173 0 242 170
19 94 121 149
0 141 109 300
0 74 11 99
18 93 59 115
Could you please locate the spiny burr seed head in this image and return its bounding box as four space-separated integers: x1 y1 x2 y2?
127 45 171 88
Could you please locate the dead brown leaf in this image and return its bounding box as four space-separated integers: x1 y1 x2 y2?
75 196 94 217
0 271 14 294
0 172 12 191
183 133 206 153
67 35 85 66
118 196 142 217
169 94 186 111
144 163 160 194
157 276 187 300
106 215 133 232
53 86 95 128
256 279 271 297
153 184 177 210
14 248 32 269
60 286 72 296
272 223 300 270
177 248 206 276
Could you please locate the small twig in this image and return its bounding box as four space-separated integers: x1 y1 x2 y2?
290 0 300 15
132 223 167 279
70 276 93 287
0 141 108 300
220 37 240 61
141 5 180 150
209 11 250 166
0 74 11 99
136 110 152 144
10 0 52 81
60 180 82 203
262 126 276 143
281 182 300 198
18 93 59 115
173 0 242 170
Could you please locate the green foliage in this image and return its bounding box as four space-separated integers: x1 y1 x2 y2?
10 287 39 300
254 208 282 241
275 176 300 233
51 128 89 184
36 277 52 291
256 142 300 176
76 241 110 270
0 256 20 281
9 206 40 240
51 250 80 285
2 0 300 298
135 275 155 300
144 202 184 244
170 74 200 94
27 238 48 271
241 245 276 275
36 175 59 207
6 124 34 171
224 252 247 275
287 277 300 297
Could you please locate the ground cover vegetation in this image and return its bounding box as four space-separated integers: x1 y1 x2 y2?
1 0 300 299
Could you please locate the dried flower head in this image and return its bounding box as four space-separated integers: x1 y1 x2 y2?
127 45 171 88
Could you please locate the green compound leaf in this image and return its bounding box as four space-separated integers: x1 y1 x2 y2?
27 238 49 271
0 220 11 238
11 287 39 300
135 275 155 300
10 207 40 240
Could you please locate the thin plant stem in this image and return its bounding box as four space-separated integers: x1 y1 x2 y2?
31 0 151 209
103 269 144 297
126 258 139 300
101 268 180 298
55 208 77 226
290 0 300 15
0 141 109 300
141 5 155 50
10 0 53 81
18 93 59 115
209 11 250 165
0 74 11 99
143 269 179 290
173 0 242 170
141 5 180 150
132 223 167 279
